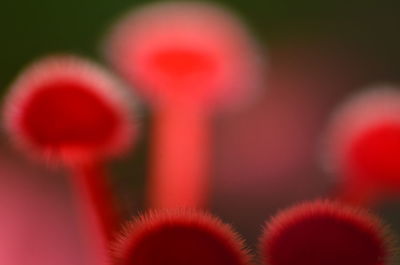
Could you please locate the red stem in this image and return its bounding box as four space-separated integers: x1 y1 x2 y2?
148 104 210 209
333 176 381 207
71 162 119 241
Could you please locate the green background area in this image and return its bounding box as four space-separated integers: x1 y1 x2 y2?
1 0 400 247
1 0 399 88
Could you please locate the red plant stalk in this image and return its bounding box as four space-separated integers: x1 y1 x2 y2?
70 162 112 265
334 176 382 206
104 2 263 209
71 161 120 239
148 104 210 208
3 55 135 255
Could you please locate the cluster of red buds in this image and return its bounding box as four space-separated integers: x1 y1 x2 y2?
2 1 399 265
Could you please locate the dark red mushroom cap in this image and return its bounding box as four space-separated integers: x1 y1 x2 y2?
3 55 136 165
114 209 252 265
260 200 394 265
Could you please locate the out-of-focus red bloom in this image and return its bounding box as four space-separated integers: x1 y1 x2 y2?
260 200 393 265
324 87 400 204
104 1 264 209
114 209 252 265
2 55 137 256
3 55 135 165
104 1 263 110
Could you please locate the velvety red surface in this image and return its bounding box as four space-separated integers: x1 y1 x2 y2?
116 211 250 265
262 201 388 265
21 80 119 153
346 122 400 187
126 225 243 265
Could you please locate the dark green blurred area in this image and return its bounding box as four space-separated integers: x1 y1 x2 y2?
1 0 399 90
1 0 400 210
1 0 400 248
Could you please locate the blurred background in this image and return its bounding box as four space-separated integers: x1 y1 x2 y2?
0 0 399 264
